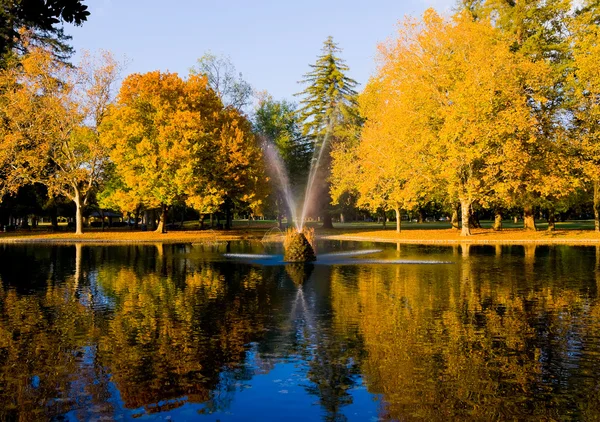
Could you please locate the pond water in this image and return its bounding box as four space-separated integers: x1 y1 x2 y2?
1 241 600 421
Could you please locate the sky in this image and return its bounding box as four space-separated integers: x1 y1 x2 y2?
67 0 455 102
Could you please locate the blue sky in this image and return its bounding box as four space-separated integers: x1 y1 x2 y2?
68 0 455 102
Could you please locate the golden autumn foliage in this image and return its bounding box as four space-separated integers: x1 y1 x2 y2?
569 1 600 230
332 9 580 236
329 245 600 420
0 44 120 234
100 71 265 233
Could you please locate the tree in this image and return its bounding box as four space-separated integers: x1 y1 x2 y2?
331 56 441 233
346 10 542 236
100 71 224 233
206 107 267 230
296 36 361 229
457 0 576 231
190 52 253 112
569 0 600 230
100 71 265 232
0 0 90 64
0 46 120 234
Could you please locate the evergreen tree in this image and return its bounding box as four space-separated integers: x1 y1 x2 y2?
296 36 361 228
0 0 90 65
297 36 359 141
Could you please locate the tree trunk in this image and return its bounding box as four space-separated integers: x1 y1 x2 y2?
210 213 214 228
460 198 472 236
381 209 386 229
451 206 460 231
547 207 556 232
155 204 168 234
74 192 84 235
134 206 140 230
469 208 482 229
225 205 232 230
340 213 345 223
417 209 424 224
51 210 58 231
148 209 157 231
395 207 401 233
493 212 502 231
595 180 600 232
321 213 333 229
523 204 537 231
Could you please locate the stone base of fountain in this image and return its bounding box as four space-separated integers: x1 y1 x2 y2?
284 230 316 262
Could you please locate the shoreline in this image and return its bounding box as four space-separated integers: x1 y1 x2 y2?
2 227 600 245
320 234 600 245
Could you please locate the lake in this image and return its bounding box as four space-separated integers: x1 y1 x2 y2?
0 241 599 421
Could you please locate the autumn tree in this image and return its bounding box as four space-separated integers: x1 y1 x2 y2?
569 0 600 230
0 45 120 234
344 10 542 236
296 36 361 229
332 58 441 233
207 107 266 229
100 71 265 232
458 0 576 230
100 71 222 233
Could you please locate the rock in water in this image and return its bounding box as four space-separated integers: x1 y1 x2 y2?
284 230 316 262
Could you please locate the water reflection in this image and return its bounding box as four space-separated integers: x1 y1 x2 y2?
0 243 599 420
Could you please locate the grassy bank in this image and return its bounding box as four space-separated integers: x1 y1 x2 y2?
2 220 600 245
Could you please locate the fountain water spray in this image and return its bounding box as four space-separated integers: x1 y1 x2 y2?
261 124 333 262
299 129 333 231
263 123 332 232
263 142 300 231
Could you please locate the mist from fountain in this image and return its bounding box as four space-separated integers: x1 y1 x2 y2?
263 128 333 232
299 130 332 231
263 143 300 231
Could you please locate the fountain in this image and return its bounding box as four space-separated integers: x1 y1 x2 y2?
283 228 316 262
262 130 334 262
221 135 454 269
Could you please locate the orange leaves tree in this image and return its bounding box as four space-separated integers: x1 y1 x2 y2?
569 0 600 231
100 71 265 233
336 10 544 236
0 46 120 234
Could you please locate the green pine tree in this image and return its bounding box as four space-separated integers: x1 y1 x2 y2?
296 36 361 229
297 36 359 141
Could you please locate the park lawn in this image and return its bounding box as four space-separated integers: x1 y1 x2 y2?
319 220 600 244
2 220 600 244
0 227 266 243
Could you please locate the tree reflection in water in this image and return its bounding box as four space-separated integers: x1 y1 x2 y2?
0 243 599 420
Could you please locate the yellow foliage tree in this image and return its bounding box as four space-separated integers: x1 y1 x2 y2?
338 10 544 236
100 71 265 233
569 1 600 231
0 44 120 234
